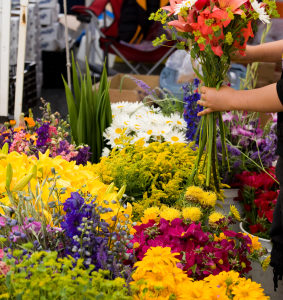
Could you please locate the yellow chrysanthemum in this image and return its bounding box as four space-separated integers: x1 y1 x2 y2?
230 205 241 221
182 207 202 222
201 192 217 207
185 186 217 208
243 233 262 252
232 278 269 300
185 186 206 202
131 247 193 299
159 207 181 222
208 212 225 228
141 206 160 223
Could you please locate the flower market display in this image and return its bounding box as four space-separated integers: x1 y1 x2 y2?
151 0 278 189
0 96 272 298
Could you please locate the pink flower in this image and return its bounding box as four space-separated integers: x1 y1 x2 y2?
0 217 6 227
0 249 4 259
0 261 10 275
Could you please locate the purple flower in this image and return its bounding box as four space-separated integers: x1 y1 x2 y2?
36 123 50 147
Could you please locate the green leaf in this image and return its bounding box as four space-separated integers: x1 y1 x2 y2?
63 76 78 143
192 66 204 82
71 52 81 111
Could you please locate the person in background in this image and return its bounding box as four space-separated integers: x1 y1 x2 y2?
197 40 283 291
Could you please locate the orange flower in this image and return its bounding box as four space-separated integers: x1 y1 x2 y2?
24 117 35 128
9 120 16 126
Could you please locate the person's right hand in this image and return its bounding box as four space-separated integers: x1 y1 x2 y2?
197 85 237 116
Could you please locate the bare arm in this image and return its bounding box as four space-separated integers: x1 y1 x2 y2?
233 40 283 64
197 84 283 116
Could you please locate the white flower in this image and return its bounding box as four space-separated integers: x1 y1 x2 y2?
164 131 187 144
174 0 198 15
251 0 270 24
101 147 111 157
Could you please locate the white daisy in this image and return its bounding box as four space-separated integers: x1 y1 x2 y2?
164 131 187 144
251 0 270 24
174 0 197 15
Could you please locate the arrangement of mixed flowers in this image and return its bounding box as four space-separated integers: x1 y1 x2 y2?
0 144 270 298
0 100 90 165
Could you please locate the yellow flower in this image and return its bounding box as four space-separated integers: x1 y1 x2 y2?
185 186 206 202
182 207 202 222
261 255 271 271
159 207 181 222
0 152 132 228
203 192 217 207
230 205 241 221
141 206 160 223
209 212 225 227
243 233 262 252
131 247 193 299
232 278 269 300
214 232 228 242
185 186 217 208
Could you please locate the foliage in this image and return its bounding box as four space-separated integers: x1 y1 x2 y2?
63 55 112 163
0 251 131 300
131 247 268 300
0 100 90 165
94 142 211 215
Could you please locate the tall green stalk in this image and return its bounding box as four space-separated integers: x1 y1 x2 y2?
63 54 112 163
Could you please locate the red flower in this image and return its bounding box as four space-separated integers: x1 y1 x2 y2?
249 224 260 234
195 0 210 11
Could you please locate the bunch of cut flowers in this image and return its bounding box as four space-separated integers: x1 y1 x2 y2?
233 166 279 239
0 100 90 165
151 0 278 190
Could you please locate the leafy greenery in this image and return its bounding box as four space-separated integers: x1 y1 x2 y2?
94 142 225 218
63 55 112 163
0 251 131 300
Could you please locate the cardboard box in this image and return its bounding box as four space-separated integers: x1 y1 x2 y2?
109 74 160 103
256 62 281 88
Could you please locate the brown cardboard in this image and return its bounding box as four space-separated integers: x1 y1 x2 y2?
255 62 281 88
109 74 160 103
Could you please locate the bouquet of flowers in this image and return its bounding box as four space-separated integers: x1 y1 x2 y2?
151 0 278 189
234 167 279 239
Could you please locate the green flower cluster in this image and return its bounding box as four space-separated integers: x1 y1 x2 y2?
0 251 131 300
95 142 208 218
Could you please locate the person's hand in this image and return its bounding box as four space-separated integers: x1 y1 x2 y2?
197 85 236 116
